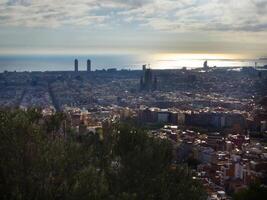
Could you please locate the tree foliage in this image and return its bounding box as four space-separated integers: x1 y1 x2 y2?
0 109 206 200
233 182 267 200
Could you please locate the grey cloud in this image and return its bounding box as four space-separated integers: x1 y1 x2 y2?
0 0 267 32
252 0 267 14
6 0 31 6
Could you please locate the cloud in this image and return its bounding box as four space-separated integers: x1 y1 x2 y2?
0 0 267 32
0 0 109 27
118 0 267 32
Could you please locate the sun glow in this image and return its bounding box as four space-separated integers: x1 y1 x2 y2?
152 53 243 61
148 53 250 69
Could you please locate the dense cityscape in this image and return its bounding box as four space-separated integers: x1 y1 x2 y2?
1 59 267 199
1 0 267 199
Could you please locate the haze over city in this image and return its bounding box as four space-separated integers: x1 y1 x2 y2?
1 1 267 200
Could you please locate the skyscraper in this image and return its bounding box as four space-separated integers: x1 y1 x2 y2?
142 64 146 71
140 67 157 91
87 59 91 72
74 59 78 72
203 60 208 69
140 76 144 90
153 76 158 91
144 68 153 87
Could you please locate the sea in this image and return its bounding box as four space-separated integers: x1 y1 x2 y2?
0 55 267 72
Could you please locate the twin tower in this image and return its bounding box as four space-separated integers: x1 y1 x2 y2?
74 59 91 72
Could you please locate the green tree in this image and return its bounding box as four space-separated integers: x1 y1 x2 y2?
233 182 267 200
0 109 207 200
108 123 207 200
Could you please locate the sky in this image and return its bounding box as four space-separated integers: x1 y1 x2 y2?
0 0 267 59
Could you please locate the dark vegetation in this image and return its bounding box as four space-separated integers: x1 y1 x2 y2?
0 109 207 200
233 182 267 200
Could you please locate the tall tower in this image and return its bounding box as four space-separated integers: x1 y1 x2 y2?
140 64 157 92
140 76 144 91
143 68 153 91
153 76 158 91
203 60 208 69
144 69 152 85
74 59 78 72
142 64 146 71
87 59 91 72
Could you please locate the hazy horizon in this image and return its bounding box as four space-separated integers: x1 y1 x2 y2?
1 54 267 72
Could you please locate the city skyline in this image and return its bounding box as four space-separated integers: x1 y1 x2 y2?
0 0 267 59
1 1 267 199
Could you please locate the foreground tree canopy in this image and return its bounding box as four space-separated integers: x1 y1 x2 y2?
0 109 206 200
233 182 267 200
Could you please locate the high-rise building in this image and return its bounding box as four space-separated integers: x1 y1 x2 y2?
142 64 146 71
87 59 91 72
203 60 208 69
140 67 157 91
144 68 153 87
74 59 78 72
140 76 144 90
153 76 158 90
